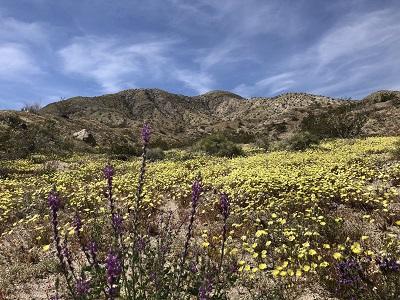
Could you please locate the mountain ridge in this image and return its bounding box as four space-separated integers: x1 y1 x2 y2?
1 88 399 159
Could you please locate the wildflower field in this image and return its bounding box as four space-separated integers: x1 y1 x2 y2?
1 134 400 299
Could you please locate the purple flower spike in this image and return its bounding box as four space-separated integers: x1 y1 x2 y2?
376 257 400 273
73 214 82 233
112 213 124 234
48 191 60 212
220 193 230 219
75 278 90 296
88 241 98 255
106 250 122 297
141 123 151 145
104 165 114 180
191 179 202 207
199 279 213 300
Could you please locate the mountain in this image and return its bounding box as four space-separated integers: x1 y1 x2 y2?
1 89 399 158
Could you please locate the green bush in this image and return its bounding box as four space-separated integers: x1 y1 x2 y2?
392 139 400 160
255 137 271 151
285 131 320 151
109 141 140 158
301 104 366 138
147 147 165 161
194 134 244 157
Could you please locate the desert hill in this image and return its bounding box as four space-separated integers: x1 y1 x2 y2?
0 89 399 159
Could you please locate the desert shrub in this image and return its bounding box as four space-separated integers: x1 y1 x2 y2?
194 134 244 157
301 104 367 138
149 137 171 150
223 129 255 143
21 103 41 113
108 140 140 159
46 124 237 299
165 150 195 161
255 137 271 151
285 131 320 151
147 147 165 161
391 139 400 160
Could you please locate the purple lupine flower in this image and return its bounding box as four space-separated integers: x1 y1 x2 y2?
48 189 75 294
104 165 114 180
141 123 151 145
336 259 362 286
48 190 61 212
220 193 230 219
219 193 230 274
135 236 146 252
112 213 124 234
87 241 99 268
189 261 198 273
376 257 400 273
75 278 90 296
62 235 75 278
88 241 98 255
192 179 202 205
177 178 202 292
73 213 82 234
198 279 213 300
106 250 122 298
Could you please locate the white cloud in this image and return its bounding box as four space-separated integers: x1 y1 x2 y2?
0 17 47 45
0 17 47 82
234 8 400 98
234 72 295 97
59 36 177 93
174 69 213 94
59 36 214 94
0 43 40 79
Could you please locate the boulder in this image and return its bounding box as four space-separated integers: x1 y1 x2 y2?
73 129 96 145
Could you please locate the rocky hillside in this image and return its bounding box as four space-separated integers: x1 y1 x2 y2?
1 89 399 158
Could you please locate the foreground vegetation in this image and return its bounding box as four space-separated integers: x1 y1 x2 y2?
0 134 400 299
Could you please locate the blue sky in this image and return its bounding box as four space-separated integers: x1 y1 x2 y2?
0 0 399 109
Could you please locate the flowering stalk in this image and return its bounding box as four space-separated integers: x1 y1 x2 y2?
129 123 151 300
104 165 119 240
73 213 92 265
218 193 230 275
62 234 76 280
48 189 76 299
134 123 151 215
176 179 202 293
106 250 122 300
75 278 90 298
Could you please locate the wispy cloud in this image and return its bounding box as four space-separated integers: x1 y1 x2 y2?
58 37 177 93
234 8 400 98
58 36 214 94
0 17 47 45
0 17 45 81
0 43 41 78
234 72 295 97
174 69 213 94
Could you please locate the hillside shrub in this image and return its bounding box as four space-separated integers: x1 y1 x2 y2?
285 131 320 151
301 104 367 138
255 137 271 151
392 139 400 160
108 141 141 160
21 103 41 113
147 147 165 161
0 120 75 160
194 134 244 157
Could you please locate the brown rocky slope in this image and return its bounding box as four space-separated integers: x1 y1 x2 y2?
1 89 399 158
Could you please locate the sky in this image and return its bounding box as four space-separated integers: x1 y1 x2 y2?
0 0 399 109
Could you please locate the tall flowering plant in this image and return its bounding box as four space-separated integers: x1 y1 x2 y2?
47 123 237 299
